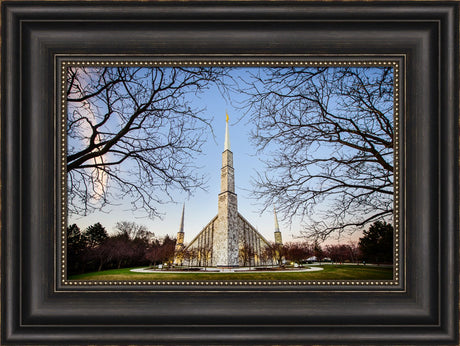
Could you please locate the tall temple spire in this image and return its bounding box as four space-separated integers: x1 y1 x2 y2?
175 110 282 268
174 204 185 256
215 111 239 266
224 111 231 151
220 111 235 194
274 205 283 245
179 203 185 233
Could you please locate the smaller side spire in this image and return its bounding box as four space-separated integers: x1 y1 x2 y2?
179 203 185 234
175 204 185 252
274 206 280 232
224 111 231 151
273 205 283 245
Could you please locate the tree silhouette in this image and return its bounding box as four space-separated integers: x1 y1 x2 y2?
284 242 311 265
145 239 163 266
270 243 287 266
114 221 154 242
324 243 361 263
260 245 275 266
359 220 393 264
313 240 324 261
67 67 225 218
144 235 176 268
240 67 394 240
161 235 177 267
186 248 198 267
197 244 212 269
239 240 255 267
67 224 87 274
83 222 108 248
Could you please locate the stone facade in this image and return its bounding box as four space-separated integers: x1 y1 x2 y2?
185 213 273 267
175 118 281 267
274 231 282 245
273 206 283 245
176 232 185 250
237 214 272 266
211 148 238 266
175 205 185 252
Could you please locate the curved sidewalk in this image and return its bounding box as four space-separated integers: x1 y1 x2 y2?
130 266 324 274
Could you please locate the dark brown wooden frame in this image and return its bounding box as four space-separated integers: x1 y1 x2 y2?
2 1 458 345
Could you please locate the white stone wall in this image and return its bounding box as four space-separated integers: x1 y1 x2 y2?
274 231 282 245
213 192 239 266
180 145 278 267
237 214 272 266
184 213 274 267
220 150 234 193
184 216 216 266
222 150 233 168
175 232 185 253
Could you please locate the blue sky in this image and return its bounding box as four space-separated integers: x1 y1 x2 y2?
68 67 372 245
68 92 299 244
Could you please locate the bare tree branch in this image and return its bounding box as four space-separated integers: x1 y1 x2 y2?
238 67 394 240
67 66 226 218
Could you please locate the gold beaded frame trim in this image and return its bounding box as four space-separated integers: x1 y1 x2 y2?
59 57 402 289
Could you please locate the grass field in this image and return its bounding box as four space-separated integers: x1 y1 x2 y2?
69 265 393 281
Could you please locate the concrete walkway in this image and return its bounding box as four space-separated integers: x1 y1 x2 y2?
130 266 324 274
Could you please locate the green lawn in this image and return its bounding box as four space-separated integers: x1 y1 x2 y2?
69 265 393 281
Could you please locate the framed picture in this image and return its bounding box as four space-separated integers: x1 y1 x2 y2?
63 61 398 285
2 1 458 345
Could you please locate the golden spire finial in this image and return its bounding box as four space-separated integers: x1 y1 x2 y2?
224 111 230 151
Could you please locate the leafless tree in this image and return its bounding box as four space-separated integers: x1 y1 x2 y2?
239 240 255 267
270 243 287 266
347 241 361 263
284 241 312 265
186 248 198 267
144 235 176 268
197 244 213 269
67 67 225 218
102 234 133 269
161 235 177 268
114 221 154 242
240 67 394 240
174 248 185 267
324 242 360 264
145 239 163 267
260 246 275 266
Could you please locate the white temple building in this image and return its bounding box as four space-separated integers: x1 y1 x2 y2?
174 113 282 267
